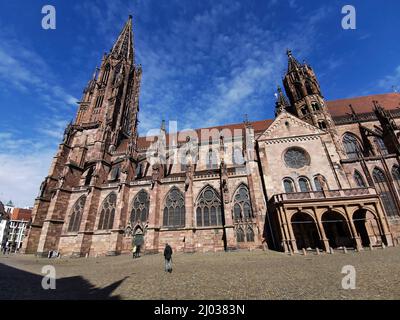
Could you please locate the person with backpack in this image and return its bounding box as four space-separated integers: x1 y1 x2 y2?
163 243 173 273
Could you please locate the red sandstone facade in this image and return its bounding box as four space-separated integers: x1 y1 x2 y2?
22 17 400 257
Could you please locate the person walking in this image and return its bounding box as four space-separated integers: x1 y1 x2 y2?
164 243 173 273
135 244 141 258
132 245 137 259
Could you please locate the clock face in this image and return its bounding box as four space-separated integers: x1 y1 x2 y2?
284 148 310 169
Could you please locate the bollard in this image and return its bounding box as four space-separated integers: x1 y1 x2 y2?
85 253 89 258
343 247 347 254
329 247 334 254
302 248 307 256
316 248 320 255
382 243 386 249
369 243 374 251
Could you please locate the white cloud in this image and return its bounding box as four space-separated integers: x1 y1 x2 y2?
378 66 400 91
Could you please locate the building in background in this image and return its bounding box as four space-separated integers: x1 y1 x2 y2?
0 202 32 252
0 201 10 250
22 17 400 257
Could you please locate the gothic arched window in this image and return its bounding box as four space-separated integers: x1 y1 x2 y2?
343 133 361 159
102 64 111 84
354 170 366 188
392 166 400 194
373 168 397 218
311 101 321 111
163 187 185 227
68 196 86 232
246 226 255 242
233 185 253 222
98 193 117 230
306 82 314 96
314 175 328 191
375 137 389 155
298 177 311 192
283 178 295 193
195 186 222 227
236 227 245 242
130 190 150 225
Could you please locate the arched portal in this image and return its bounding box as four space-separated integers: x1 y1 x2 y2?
353 209 381 247
291 212 320 250
133 226 144 247
322 211 353 248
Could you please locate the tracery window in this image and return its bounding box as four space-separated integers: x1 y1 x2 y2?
163 187 185 227
67 196 86 232
375 137 389 155
353 170 366 188
373 168 397 218
195 186 222 227
343 133 361 159
283 178 295 193
391 166 400 194
98 193 117 230
236 227 245 242
233 185 253 222
298 177 311 192
130 190 150 225
246 226 255 242
284 147 310 169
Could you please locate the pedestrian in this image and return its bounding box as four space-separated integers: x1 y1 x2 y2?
164 243 173 273
135 244 141 258
132 245 137 259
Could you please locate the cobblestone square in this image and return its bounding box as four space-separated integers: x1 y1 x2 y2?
1 247 400 300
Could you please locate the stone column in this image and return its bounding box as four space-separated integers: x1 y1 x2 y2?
276 207 290 253
283 209 298 253
72 187 101 257
344 206 363 251
145 183 161 254
107 183 129 255
36 189 71 257
184 183 195 253
314 208 330 252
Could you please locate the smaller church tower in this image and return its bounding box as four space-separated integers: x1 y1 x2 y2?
282 50 345 157
283 50 333 131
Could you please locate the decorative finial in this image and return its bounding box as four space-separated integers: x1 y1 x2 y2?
286 49 292 57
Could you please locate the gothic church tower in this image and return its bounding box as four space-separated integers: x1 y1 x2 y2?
22 16 142 256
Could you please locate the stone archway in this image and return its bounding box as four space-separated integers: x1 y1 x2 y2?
353 209 381 247
322 211 353 249
133 226 144 247
291 212 320 250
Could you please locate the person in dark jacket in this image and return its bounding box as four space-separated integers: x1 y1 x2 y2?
163 243 173 273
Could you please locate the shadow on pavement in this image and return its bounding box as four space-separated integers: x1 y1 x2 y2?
0 262 127 300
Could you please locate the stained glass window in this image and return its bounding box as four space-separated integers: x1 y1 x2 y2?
196 186 222 227
373 168 397 218
68 196 86 232
98 193 117 230
130 190 150 225
163 187 185 227
284 148 310 169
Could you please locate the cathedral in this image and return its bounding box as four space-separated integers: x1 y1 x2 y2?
22 16 400 257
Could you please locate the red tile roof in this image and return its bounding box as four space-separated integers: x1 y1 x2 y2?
11 208 32 221
326 93 400 118
117 93 400 153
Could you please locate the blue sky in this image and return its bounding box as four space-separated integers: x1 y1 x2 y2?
0 0 399 207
